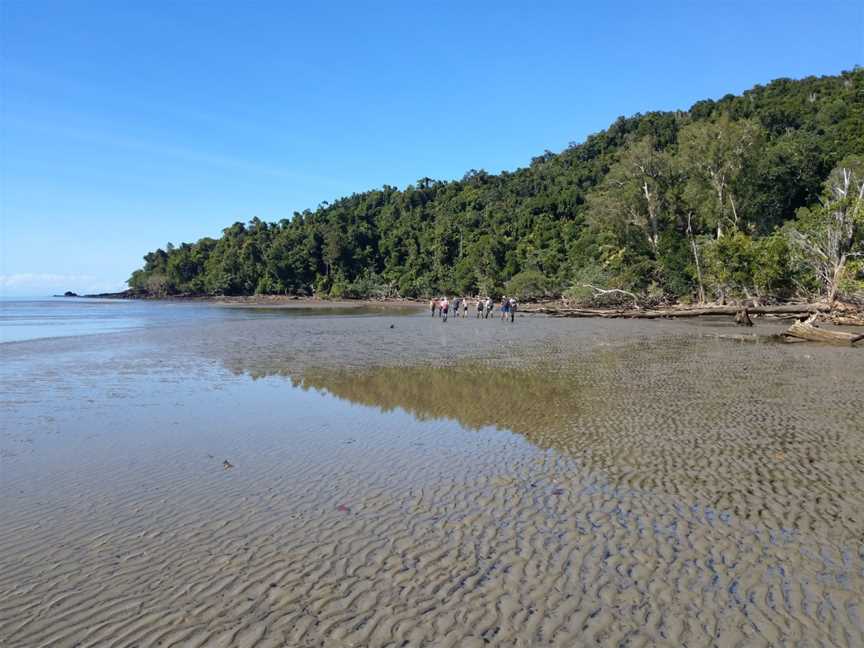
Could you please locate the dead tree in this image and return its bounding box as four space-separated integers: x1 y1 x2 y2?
734 306 754 326
783 313 864 345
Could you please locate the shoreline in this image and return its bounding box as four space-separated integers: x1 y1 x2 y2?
72 291 864 325
4 305 864 646
77 291 426 310
520 299 864 327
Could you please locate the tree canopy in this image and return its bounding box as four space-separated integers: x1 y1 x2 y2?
129 69 864 304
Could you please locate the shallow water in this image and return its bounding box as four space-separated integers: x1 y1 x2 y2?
1 307 863 647
0 297 402 344
0 298 224 343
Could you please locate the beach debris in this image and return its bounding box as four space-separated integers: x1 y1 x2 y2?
528 302 833 320
223 459 234 470
336 504 351 513
389 324 395 328
551 488 564 496
735 307 754 326
782 314 864 345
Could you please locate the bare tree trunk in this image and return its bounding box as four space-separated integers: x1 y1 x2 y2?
715 180 725 238
686 212 706 304
784 315 864 345
827 260 845 306
641 181 659 256
735 306 753 326
581 284 640 309
729 193 739 227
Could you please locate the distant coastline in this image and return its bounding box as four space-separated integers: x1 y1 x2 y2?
57 289 864 326
69 290 426 311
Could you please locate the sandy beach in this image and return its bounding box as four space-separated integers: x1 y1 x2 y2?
2 304 863 646
5 5 862 646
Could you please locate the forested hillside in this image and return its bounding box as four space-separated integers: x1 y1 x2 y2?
129 69 864 304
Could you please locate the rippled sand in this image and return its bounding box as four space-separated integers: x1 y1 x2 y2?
1 312 863 646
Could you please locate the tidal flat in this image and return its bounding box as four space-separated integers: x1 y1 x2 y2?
1 303 863 647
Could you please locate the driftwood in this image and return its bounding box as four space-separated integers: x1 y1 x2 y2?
524 303 831 320
827 314 864 327
734 307 754 326
579 284 640 309
782 314 864 345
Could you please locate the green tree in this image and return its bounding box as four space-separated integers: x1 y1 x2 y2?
124 70 864 305
786 158 864 302
678 115 764 237
505 270 554 301
586 136 675 258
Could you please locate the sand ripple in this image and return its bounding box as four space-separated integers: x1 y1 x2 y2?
1 313 862 646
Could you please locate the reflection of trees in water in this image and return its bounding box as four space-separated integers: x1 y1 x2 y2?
224 344 864 540
298 364 599 441
224 341 681 463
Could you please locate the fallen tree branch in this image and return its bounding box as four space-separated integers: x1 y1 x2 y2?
735 307 754 326
580 284 641 309
829 314 864 326
523 303 832 319
783 315 864 345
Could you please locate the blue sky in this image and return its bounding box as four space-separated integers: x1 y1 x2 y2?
1 1 862 296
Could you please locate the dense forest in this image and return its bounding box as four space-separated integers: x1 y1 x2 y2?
129 69 864 305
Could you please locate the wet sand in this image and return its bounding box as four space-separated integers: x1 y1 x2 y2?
1 311 863 646
212 297 424 314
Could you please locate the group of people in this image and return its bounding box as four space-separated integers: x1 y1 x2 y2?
430 296 518 323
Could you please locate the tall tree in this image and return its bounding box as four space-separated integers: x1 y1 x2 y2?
678 115 763 237
786 158 864 303
586 136 675 257
124 70 864 303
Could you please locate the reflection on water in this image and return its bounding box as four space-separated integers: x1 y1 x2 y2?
226 336 864 546
0 297 419 344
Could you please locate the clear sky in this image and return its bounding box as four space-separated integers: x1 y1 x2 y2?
1 1 862 296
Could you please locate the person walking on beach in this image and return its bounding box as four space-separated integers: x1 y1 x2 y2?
501 295 510 321
508 296 517 323
463 299 468 317
476 299 483 318
440 297 449 322
452 297 461 318
430 298 437 317
484 297 494 319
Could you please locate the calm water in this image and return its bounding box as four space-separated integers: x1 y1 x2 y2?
0 297 377 343
1 302 863 647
